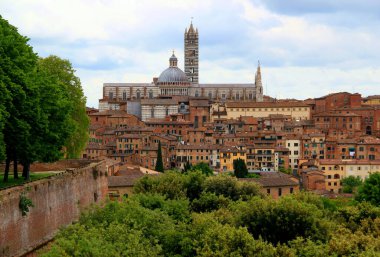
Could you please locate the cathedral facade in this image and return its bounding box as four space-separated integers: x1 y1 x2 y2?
99 22 264 120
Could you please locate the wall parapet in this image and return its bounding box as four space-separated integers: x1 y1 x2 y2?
0 160 108 257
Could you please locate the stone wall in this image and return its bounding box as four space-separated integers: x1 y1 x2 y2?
0 160 108 257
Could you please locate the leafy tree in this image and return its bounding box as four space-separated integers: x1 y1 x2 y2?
190 162 213 176
234 196 331 244
356 172 380 205
38 56 89 159
191 192 230 213
183 161 192 172
0 15 38 181
233 158 248 178
155 141 164 172
279 166 292 175
341 176 362 193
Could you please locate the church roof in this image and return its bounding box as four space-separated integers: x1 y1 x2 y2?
158 53 189 84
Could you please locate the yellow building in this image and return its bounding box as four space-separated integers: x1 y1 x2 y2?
220 147 246 172
319 159 380 193
225 101 311 121
362 95 380 106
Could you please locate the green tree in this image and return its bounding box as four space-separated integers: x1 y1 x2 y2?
0 15 38 181
341 176 362 193
155 141 164 172
183 161 192 172
234 196 331 244
38 56 89 159
233 158 248 178
356 172 380 205
190 162 213 176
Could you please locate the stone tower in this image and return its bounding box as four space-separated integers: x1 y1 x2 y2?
184 21 199 84
255 62 263 102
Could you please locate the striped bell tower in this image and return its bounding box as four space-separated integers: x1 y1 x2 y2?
184 20 199 84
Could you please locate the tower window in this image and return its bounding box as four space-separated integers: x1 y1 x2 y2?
136 89 141 99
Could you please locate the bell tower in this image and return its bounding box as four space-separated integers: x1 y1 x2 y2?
184 20 199 84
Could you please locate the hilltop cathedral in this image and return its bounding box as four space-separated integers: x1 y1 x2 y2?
99 22 264 121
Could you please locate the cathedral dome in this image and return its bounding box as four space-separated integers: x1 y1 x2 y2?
157 53 189 84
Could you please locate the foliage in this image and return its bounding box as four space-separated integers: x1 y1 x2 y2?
0 172 54 189
233 196 331 244
341 175 362 193
183 161 191 172
0 17 87 180
189 162 213 176
19 192 34 216
155 141 164 172
38 56 89 159
279 166 292 175
356 172 380 205
203 175 263 201
233 158 248 178
191 192 230 213
43 171 380 256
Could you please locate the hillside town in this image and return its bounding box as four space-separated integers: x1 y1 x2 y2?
81 23 380 198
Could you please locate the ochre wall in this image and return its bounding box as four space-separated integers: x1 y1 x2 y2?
0 161 108 257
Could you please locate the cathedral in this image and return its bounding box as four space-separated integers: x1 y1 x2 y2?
99 22 263 121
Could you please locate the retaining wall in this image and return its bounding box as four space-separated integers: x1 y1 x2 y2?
0 160 108 257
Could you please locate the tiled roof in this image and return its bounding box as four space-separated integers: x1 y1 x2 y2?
226 101 310 108
240 172 299 187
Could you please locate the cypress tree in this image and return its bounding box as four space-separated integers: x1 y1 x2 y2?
155 141 164 172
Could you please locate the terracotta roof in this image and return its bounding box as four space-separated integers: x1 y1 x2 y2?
240 172 299 187
146 120 193 125
226 101 310 108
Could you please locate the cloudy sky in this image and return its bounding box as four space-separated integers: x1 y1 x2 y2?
1 0 380 107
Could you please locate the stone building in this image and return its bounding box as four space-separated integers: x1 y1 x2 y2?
99 22 264 118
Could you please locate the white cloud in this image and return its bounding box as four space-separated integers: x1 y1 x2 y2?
1 0 379 108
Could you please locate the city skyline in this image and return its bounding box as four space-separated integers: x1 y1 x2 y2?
1 0 379 107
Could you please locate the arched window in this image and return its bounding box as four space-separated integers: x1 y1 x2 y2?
151 107 154 118
334 174 340 179
208 92 212 99
136 89 141 99
236 92 240 100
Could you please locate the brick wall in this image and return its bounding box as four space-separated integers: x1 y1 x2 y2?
0 161 108 257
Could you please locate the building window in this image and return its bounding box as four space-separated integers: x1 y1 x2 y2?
151 108 154 118
122 91 127 100
290 187 294 194
278 188 282 197
208 92 212 98
136 89 141 99
267 188 270 194
149 90 153 99
109 92 114 99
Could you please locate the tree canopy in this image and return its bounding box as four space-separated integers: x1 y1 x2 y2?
0 16 88 181
356 172 380 205
40 171 380 256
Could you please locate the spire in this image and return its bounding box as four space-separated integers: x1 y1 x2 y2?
255 60 263 102
188 18 195 33
169 51 178 67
